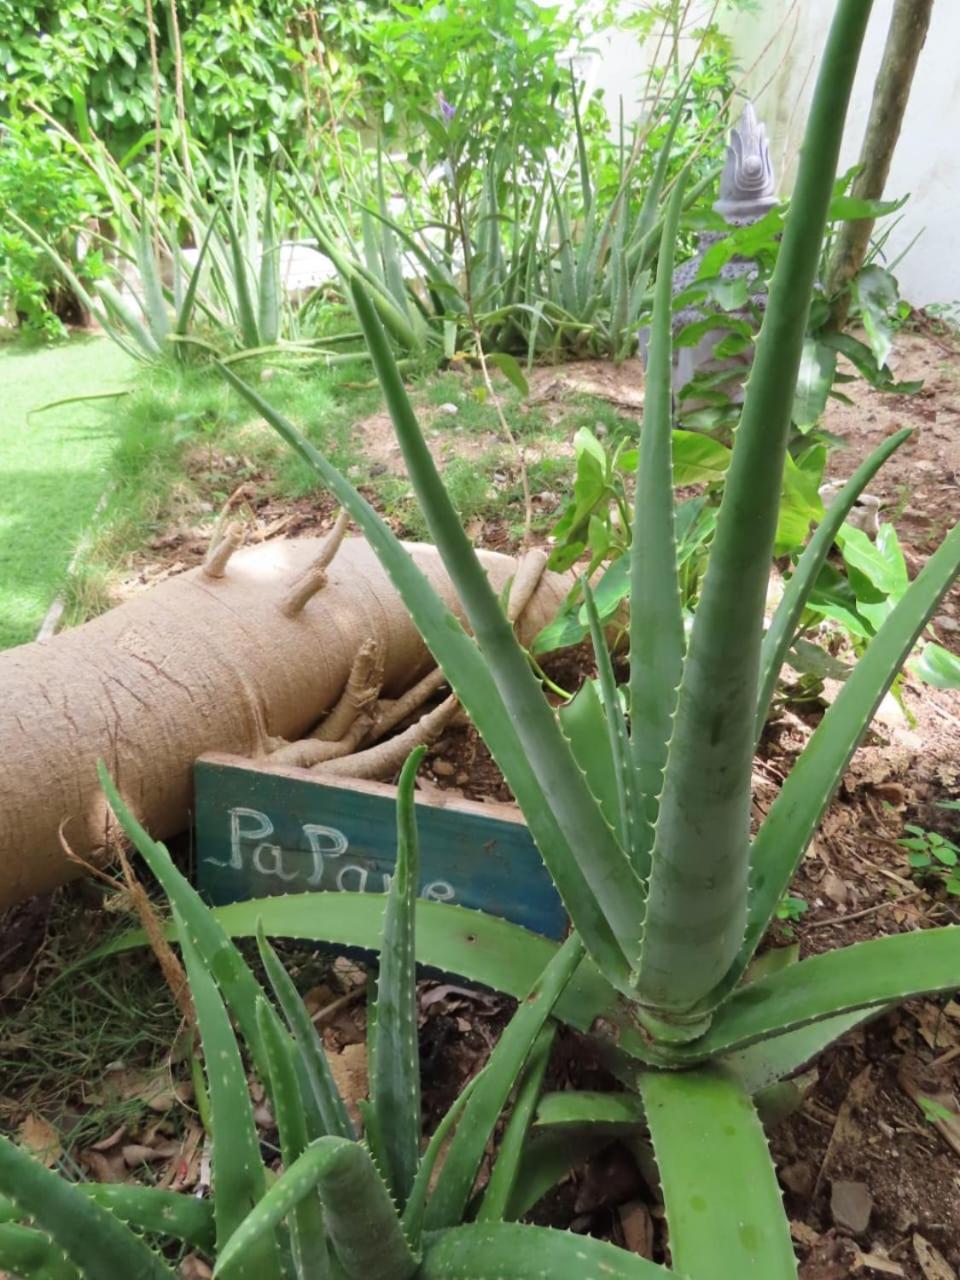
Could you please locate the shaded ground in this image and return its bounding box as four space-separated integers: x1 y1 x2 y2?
0 337 132 646
1 321 958 1278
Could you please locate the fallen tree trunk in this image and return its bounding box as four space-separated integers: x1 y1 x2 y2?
0 536 570 908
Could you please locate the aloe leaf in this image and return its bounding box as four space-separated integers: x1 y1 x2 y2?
255 997 329 1277
222 201 261 348
628 175 686 873
369 748 424 1208
219 345 637 992
534 1090 646 1131
257 163 281 346
0 1183 214 1250
475 1024 556 1223
256 925 355 1140
0 1224 79 1279
637 0 875 1014
425 933 585 1231
212 1139 418 1280
720 1009 880 1095
402 1075 480 1244
641 1069 796 1279
558 678 621 836
754 427 912 741
0 1135 175 1280
174 212 220 338
582 579 642 856
176 918 283 1278
688 927 960 1062
418 1222 669 1278
740 520 960 974
134 208 171 343
99 766 275 1087
94 278 164 358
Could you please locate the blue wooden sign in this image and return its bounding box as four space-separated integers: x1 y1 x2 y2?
194 753 567 940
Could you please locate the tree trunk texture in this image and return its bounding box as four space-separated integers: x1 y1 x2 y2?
0 537 571 907
826 0 934 329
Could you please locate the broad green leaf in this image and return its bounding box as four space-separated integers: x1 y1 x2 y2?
828 193 908 221
792 339 836 430
852 264 898 369
487 351 529 397
369 749 424 1208
670 430 731 486
775 449 825 556
641 1070 796 1279
637 0 873 1014
418 1222 669 1279
755 428 911 740
0 1136 175 1280
628 176 687 873
911 641 960 689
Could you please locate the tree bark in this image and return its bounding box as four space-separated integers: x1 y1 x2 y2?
826 0 934 329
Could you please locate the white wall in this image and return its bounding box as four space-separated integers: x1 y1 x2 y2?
584 1 960 307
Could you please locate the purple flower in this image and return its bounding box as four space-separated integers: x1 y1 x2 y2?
437 92 456 123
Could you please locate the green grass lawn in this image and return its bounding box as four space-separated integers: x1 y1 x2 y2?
0 336 132 649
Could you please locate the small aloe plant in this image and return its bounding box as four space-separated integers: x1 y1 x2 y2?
208 2 960 1274
0 753 665 1280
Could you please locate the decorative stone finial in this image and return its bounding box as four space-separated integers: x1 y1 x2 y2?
714 102 777 220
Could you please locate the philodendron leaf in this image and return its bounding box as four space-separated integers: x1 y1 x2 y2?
0 1135 175 1280
641 1069 796 1279
418 1222 669 1279
213 1139 418 1280
911 640 960 689
852 263 899 369
792 338 836 430
369 748 424 1208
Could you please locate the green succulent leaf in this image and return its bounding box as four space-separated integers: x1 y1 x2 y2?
641 1069 796 1279
0 1224 80 1280
418 1222 669 1278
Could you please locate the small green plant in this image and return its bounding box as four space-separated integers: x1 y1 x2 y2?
899 821 960 896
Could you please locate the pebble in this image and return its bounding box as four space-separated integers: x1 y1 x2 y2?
935 615 959 633
831 1180 873 1236
437 402 459 415
432 760 455 778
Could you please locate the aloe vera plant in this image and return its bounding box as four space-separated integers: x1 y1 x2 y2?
2 752 673 1280
204 3 960 1273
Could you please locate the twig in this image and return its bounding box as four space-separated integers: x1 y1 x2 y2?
805 887 922 931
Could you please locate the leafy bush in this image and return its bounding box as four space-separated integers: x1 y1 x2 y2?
0 119 100 339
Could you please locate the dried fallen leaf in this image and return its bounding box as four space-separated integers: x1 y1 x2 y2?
327 1043 368 1130
618 1199 654 1257
853 1249 905 1276
913 1234 957 1280
17 1114 61 1168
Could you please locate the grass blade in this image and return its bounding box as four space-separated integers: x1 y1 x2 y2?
641 1069 796 1279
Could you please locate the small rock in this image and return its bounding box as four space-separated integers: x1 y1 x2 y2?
830 1180 872 1236
260 367 275 382
780 1160 815 1198
437 402 459 416
935 615 960 633
432 760 455 778
455 771 469 786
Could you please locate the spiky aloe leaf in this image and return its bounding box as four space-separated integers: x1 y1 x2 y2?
636 0 875 1014
176 919 283 1279
0 1223 80 1279
402 1075 480 1245
505 1130 613 1222
0 1136 175 1280
557 678 621 833
212 1139 418 1280
0 1183 215 1250
174 212 220 338
256 924 355 1140
739 519 960 977
628 175 686 874
418 1222 669 1278
134 208 171 344
641 1069 796 1279
534 1091 646 1131
218 356 637 992
681 927 960 1063
255 997 330 1277
258 163 281 346
720 1010 879 1095
99 766 279 1087
754 427 912 740
424 933 585 1231
369 748 424 1208
583 580 642 855
222 201 261 348
95 278 164 358
475 1024 556 1224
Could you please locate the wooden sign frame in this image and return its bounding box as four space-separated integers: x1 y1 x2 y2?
195 753 567 940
